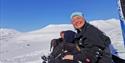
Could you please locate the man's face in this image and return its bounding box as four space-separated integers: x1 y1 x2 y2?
71 16 85 29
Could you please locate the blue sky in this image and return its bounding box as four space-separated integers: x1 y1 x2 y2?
0 0 119 32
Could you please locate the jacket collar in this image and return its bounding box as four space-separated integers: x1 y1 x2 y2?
76 21 89 33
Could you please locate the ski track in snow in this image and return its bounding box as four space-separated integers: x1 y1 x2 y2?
0 18 125 63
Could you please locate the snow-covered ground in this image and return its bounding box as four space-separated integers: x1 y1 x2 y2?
0 18 125 63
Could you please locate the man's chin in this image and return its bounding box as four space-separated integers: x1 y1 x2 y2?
74 26 80 29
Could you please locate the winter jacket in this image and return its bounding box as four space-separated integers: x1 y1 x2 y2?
74 22 112 63
50 38 63 51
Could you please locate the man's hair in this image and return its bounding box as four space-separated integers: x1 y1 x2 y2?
60 31 64 36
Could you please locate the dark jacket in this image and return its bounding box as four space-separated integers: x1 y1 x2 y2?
50 38 63 51
74 22 112 63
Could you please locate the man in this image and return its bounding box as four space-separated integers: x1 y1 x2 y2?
63 12 112 63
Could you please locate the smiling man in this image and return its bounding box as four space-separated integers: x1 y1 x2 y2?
63 12 112 63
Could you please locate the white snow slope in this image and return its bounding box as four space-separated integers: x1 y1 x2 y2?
0 19 125 63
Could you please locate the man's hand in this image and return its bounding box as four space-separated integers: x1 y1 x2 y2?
62 55 73 60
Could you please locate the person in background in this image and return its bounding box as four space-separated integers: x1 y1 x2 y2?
49 30 79 63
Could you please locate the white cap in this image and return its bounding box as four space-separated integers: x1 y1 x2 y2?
70 12 83 19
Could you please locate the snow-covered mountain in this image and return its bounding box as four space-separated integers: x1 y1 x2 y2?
0 18 125 63
0 28 20 40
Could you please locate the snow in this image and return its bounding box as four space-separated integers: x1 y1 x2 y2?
0 18 125 63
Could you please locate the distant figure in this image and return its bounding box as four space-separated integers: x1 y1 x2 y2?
26 44 30 46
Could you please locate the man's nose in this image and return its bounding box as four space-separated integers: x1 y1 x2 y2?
72 20 78 24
